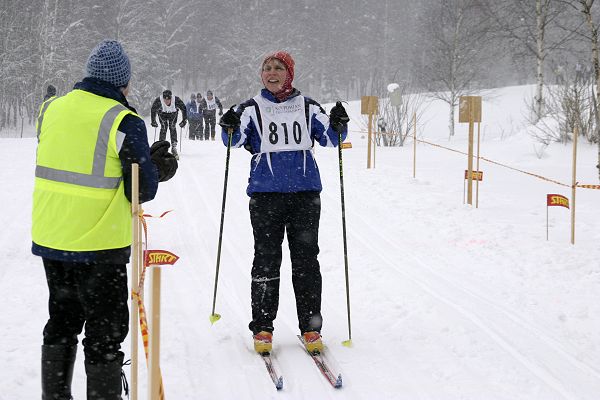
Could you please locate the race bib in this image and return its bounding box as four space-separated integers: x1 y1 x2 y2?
206 98 217 110
254 94 311 153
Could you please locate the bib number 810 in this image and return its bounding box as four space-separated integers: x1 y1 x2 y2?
269 122 302 145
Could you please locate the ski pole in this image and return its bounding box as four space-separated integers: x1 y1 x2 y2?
335 102 352 347
179 124 183 154
210 127 233 324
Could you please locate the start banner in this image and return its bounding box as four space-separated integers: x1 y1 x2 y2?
547 194 569 209
144 250 180 266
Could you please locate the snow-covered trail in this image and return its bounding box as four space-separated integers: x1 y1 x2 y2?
2 87 599 399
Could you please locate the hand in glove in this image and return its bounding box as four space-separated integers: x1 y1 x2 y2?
151 121 158 128
179 119 187 128
219 106 241 131
150 140 178 182
329 101 350 133
218 109 223 116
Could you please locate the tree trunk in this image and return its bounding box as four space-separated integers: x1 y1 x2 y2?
580 0 600 180
533 0 547 123
449 101 456 138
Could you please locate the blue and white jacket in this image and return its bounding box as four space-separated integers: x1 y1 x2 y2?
186 99 203 120
221 89 347 196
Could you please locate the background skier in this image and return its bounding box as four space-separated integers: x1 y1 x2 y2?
199 89 223 140
151 89 187 157
186 93 204 140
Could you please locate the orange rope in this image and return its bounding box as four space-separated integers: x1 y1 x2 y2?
416 138 600 190
133 212 166 399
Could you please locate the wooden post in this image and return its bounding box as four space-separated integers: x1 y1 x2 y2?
412 112 417 178
373 116 376 168
459 96 481 206
466 108 474 205
367 112 373 169
130 164 140 400
475 121 481 208
148 265 162 400
571 125 578 245
362 96 378 169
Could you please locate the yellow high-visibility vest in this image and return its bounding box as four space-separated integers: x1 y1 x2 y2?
32 89 136 251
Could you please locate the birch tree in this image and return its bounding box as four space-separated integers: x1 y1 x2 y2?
563 0 600 179
416 0 492 138
484 0 573 123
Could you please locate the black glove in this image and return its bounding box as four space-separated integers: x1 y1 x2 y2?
151 121 158 128
179 119 187 128
329 101 350 133
218 109 223 116
150 140 178 182
219 106 240 131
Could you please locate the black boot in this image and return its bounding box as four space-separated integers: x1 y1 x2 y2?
85 352 125 400
42 344 77 400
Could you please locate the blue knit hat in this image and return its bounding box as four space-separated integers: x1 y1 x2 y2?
85 40 131 87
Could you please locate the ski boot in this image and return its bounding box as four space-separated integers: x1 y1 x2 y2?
171 146 179 160
253 331 273 354
302 331 323 354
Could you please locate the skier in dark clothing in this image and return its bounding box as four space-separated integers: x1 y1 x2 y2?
186 93 204 140
44 84 57 101
151 89 187 157
218 51 348 355
33 40 178 400
199 89 223 140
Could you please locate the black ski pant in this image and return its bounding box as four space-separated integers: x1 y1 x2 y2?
248 191 323 335
203 113 216 140
189 118 204 140
159 112 178 149
42 258 129 364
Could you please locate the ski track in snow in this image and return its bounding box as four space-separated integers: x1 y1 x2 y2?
338 198 599 400
3 87 599 399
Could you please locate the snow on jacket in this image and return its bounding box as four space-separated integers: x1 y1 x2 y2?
186 100 203 120
221 88 347 196
32 77 159 264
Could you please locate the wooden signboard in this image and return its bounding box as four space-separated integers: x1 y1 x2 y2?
459 96 482 123
361 96 378 115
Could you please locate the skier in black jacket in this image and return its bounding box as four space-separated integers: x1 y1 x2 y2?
151 89 187 157
198 89 223 140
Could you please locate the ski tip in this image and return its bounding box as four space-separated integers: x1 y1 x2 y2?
276 376 284 390
335 374 343 388
209 313 221 324
341 339 353 348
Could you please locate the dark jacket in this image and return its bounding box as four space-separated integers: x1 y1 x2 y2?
151 96 187 124
32 77 160 264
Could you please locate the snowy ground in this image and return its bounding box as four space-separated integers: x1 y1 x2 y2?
1 85 599 399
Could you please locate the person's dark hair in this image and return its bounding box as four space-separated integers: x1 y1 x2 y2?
162 89 172 99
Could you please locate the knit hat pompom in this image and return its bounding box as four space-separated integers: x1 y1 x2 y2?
85 40 131 88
